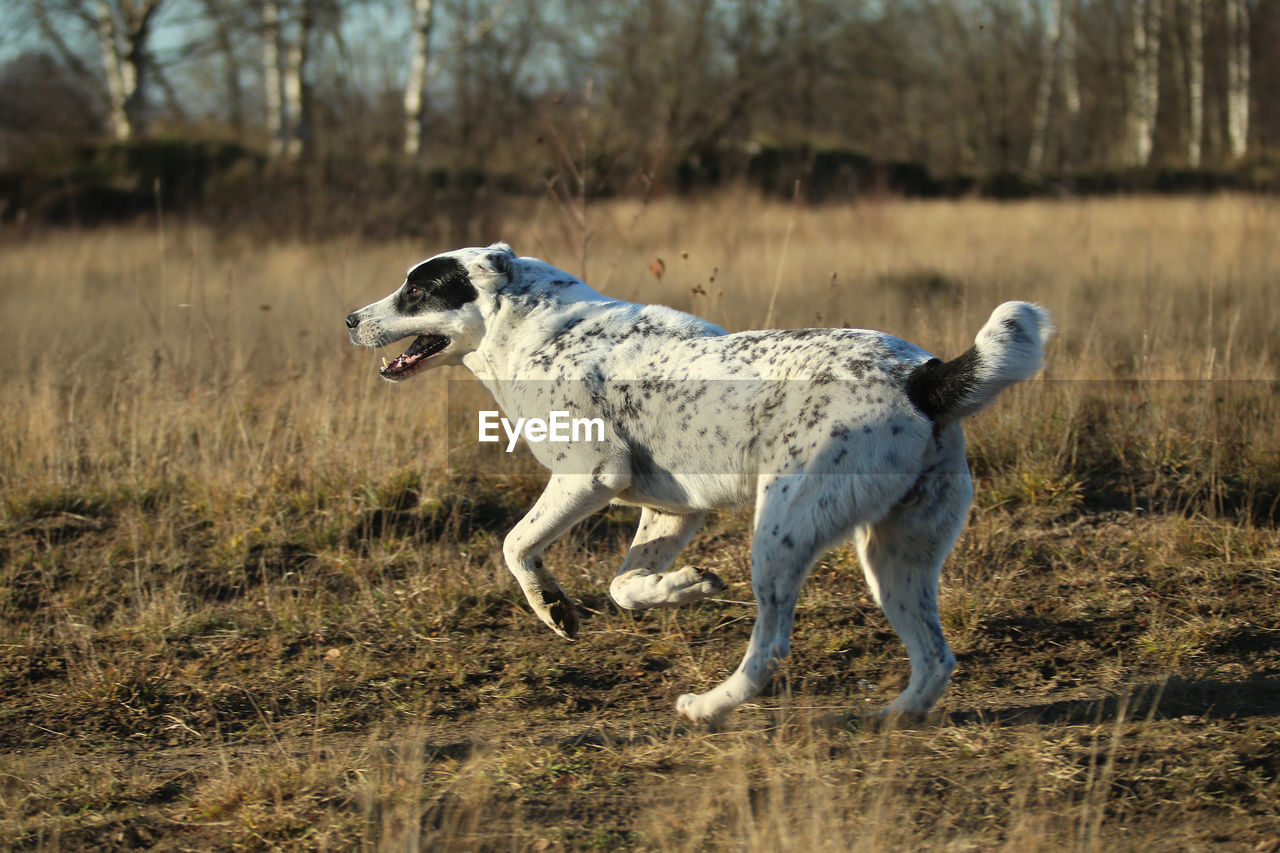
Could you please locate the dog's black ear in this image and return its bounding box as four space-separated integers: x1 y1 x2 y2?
485 242 515 276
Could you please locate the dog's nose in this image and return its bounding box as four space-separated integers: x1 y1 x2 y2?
345 313 360 329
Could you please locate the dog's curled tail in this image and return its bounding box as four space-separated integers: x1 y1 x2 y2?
906 301 1053 427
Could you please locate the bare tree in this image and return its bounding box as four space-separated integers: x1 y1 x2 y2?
16 0 1274 188
1027 0 1063 174
402 0 520 159
32 0 166 140
197 0 247 133
1060 0 1082 167
403 0 433 157
1186 0 1204 166
1225 0 1249 160
281 0 313 160
1125 0 1163 166
97 0 165 139
261 0 317 160
262 0 283 156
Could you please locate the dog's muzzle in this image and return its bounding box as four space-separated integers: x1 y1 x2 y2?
345 312 383 347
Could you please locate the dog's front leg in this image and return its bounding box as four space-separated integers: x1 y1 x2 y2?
502 474 622 640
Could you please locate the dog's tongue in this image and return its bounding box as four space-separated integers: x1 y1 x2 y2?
380 335 447 376
382 351 421 374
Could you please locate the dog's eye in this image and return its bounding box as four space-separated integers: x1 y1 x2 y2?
406 285 421 296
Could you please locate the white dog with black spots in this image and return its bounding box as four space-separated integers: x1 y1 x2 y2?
346 243 1052 725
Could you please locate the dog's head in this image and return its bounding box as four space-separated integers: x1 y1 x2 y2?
344 243 515 381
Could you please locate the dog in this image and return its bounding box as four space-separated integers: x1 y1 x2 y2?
345 243 1051 725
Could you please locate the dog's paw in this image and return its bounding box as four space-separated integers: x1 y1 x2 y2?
685 565 729 592
676 692 726 728
611 565 728 610
538 589 579 640
664 565 728 605
676 693 701 720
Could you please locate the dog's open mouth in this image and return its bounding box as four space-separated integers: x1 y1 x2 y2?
379 334 449 379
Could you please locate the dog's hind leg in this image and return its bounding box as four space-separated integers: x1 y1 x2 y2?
609 508 726 610
857 449 972 717
676 474 828 725
503 473 623 640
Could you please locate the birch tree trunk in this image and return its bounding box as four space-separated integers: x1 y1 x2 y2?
1125 0 1147 165
280 0 312 160
1186 0 1203 166
94 0 164 141
1126 0 1162 166
1061 0 1082 166
281 31 303 160
403 0 433 157
1225 0 1249 160
262 0 284 157
97 0 130 140
1027 0 1062 175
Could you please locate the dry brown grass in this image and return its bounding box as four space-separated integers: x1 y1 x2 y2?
1 194 1279 851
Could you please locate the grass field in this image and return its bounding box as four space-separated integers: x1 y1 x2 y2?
1 194 1279 850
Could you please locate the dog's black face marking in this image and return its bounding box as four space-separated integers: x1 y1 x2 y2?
368 256 478 380
397 257 477 314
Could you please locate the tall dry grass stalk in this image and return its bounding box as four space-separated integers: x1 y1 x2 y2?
332 698 1161 853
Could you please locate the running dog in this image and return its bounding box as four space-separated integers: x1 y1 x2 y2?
345 243 1051 725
